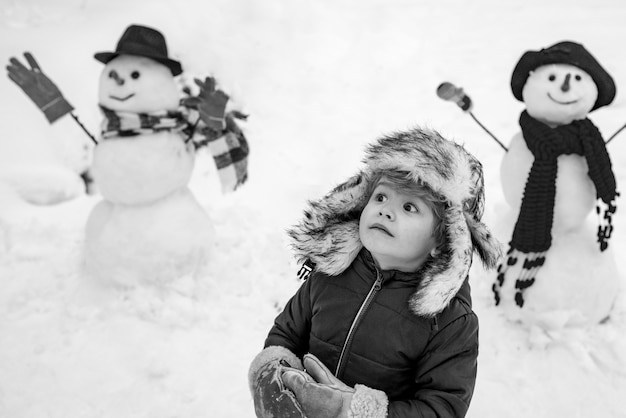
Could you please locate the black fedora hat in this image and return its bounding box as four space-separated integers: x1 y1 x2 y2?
94 24 183 76
511 41 615 111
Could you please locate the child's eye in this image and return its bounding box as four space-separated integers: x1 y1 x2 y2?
403 203 418 213
374 193 387 202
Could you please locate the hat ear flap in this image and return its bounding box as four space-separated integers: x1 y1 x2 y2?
464 212 502 269
411 207 473 317
287 173 370 275
410 207 503 317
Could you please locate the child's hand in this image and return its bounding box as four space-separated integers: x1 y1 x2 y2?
282 354 354 418
252 359 306 418
194 76 229 131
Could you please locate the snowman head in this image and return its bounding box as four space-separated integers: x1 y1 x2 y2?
511 41 615 125
521 64 597 126
98 54 180 113
94 24 183 113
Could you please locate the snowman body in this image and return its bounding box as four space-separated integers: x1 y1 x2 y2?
497 63 620 328
84 55 214 286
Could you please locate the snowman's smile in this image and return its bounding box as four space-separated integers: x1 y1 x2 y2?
109 93 135 102
547 93 578 105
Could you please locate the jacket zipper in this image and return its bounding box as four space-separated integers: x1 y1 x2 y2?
335 269 383 378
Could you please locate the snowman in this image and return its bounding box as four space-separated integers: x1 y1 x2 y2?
7 24 249 287
492 41 620 329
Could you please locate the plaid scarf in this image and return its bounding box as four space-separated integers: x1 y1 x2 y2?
493 110 618 307
99 105 249 192
192 113 250 192
99 105 192 139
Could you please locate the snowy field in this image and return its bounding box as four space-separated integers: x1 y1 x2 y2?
1 0 626 417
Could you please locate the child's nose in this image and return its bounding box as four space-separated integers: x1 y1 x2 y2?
378 207 394 220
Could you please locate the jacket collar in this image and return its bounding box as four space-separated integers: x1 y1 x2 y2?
355 247 472 311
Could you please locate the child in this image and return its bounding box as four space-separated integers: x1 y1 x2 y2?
248 127 501 418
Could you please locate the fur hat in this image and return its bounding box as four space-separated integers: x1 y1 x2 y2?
511 41 615 111
94 24 183 76
288 127 501 317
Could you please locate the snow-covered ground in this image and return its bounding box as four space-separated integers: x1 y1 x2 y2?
1 0 625 417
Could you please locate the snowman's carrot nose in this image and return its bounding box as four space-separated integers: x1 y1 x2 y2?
561 73 571 92
108 70 125 86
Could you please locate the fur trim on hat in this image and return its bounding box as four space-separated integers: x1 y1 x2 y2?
288 127 502 317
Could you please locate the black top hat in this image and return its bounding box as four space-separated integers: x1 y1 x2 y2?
94 24 182 76
511 41 615 111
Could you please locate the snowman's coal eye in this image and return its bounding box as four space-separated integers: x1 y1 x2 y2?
574 74 582 81
548 74 556 81
131 71 140 79
108 70 116 78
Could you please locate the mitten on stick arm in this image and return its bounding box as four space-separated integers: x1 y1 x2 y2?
6 52 74 123
248 346 306 418
193 76 229 131
282 354 389 418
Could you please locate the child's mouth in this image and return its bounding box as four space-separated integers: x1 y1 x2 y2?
370 223 393 237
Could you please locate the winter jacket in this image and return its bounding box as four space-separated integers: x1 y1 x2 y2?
265 249 479 418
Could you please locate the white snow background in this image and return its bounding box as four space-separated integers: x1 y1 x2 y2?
1 0 626 417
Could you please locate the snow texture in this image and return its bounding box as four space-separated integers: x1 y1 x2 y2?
1 1 625 417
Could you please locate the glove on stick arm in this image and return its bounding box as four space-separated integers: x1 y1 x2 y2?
249 346 306 418
6 52 74 123
193 76 229 131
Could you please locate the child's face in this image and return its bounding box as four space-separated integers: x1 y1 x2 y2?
359 180 438 272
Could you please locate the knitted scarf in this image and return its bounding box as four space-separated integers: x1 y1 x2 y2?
493 110 618 307
99 105 249 192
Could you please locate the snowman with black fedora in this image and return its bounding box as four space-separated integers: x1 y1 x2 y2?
492 41 620 328
7 24 249 287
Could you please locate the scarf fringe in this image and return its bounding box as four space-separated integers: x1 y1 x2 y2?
493 248 546 308
596 196 618 251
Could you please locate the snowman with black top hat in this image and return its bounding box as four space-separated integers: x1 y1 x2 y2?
6 24 249 287
490 41 620 328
